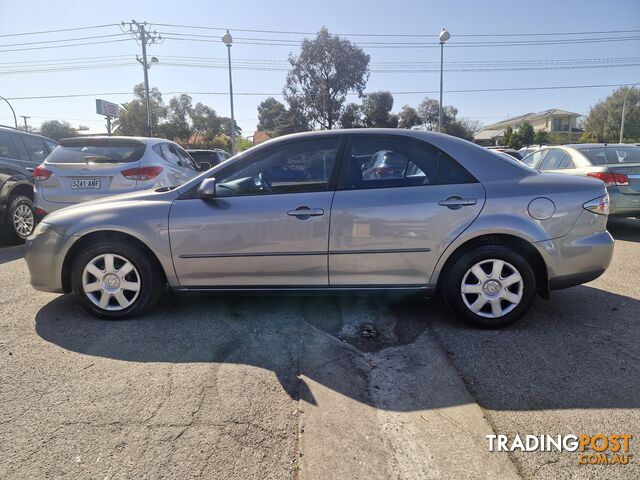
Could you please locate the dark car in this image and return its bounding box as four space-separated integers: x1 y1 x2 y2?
0 125 57 242
187 149 231 171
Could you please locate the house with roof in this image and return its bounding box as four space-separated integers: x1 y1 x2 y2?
474 109 583 146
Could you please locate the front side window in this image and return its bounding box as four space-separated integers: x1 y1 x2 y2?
341 136 475 190
175 146 199 170
215 137 340 196
22 137 49 163
522 150 544 168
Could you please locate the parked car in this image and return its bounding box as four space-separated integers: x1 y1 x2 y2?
522 144 640 217
519 145 545 159
187 148 231 171
26 129 613 328
0 125 57 242
33 136 203 217
484 146 523 160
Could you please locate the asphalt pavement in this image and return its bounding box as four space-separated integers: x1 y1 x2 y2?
1 217 639 479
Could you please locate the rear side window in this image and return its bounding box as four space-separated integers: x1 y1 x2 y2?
47 140 146 164
0 132 18 159
341 136 476 190
538 149 566 170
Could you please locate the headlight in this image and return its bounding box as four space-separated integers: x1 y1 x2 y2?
32 221 54 237
583 194 610 216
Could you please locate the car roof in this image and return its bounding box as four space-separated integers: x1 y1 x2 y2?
0 124 58 143
57 135 171 146
565 143 636 149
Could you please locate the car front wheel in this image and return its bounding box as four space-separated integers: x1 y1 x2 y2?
6 195 35 243
70 241 164 319
443 245 537 328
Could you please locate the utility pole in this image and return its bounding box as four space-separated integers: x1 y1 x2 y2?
122 20 162 137
20 115 30 132
221 31 236 155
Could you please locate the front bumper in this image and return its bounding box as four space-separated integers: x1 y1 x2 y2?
25 225 68 293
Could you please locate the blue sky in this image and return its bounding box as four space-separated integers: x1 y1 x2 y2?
1 0 639 136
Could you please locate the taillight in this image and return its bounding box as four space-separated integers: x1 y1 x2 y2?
33 165 53 181
583 194 610 216
121 166 163 180
587 172 629 188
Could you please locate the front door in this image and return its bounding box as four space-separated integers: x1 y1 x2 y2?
169 136 342 287
329 135 485 286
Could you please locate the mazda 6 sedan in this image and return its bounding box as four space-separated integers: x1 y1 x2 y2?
25 129 614 328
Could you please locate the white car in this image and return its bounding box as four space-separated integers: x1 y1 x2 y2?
33 136 203 219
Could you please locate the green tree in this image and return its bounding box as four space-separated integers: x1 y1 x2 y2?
519 122 535 146
158 94 194 142
361 91 398 127
256 97 309 136
284 27 370 129
398 105 422 129
502 127 513 146
339 103 363 128
39 120 76 141
445 118 482 141
115 83 166 136
534 129 549 144
584 86 640 142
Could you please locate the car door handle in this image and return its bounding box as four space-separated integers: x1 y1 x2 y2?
438 196 477 209
287 206 324 219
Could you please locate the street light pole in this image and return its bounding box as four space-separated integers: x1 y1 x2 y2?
0 96 18 128
222 30 236 155
438 28 450 133
620 80 640 144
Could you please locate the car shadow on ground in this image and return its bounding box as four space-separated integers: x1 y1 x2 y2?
0 244 24 265
35 283 640 412
608 217 640 242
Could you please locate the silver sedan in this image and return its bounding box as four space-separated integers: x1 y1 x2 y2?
25 129 614 328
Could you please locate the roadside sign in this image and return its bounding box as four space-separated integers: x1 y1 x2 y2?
96 99 120 118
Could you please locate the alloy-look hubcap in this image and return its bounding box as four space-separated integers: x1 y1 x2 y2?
13 204 34 238
82 253 141 311
461 259 524 319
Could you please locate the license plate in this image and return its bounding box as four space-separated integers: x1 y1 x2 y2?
71 178 101 189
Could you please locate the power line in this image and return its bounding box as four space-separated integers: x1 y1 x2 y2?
0 33 129 48
0 38 133 53
150 23 640 38
0 24 120 38
5 83 635 101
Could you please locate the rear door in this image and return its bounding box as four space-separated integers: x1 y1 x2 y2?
329 135 485 286
39 138 145 205
0 132 25 188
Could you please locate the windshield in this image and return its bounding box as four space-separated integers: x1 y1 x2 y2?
579 147 640 165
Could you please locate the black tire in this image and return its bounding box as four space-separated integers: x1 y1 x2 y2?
70 241 164 319
443 245 537 329
4 195 35 244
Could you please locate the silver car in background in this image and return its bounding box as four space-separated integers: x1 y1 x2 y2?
523 144 640 217
26 129 614 328
33 136 202 218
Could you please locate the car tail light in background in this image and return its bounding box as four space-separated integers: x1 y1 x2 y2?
33 208 48 219
587 172 629 187
121 166 163 180
583 194 610 216
33 166 53 181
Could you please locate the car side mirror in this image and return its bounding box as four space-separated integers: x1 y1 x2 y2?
198 161 212 172
198 178 217 198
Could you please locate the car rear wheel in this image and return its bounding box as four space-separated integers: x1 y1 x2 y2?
443 245 537 329
70 241 164 319
5 195 35 243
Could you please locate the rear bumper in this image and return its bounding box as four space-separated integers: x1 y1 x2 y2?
533 211 614 291
609 189 640 217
